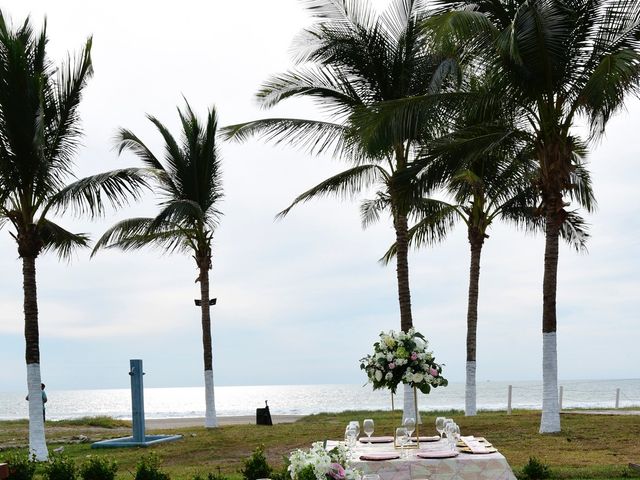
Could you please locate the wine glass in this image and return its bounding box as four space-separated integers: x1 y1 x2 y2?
403 417 416 443
363 418 374 440
349 420 361 438
435 416 446 439
345 424 358 456
395 427 409 458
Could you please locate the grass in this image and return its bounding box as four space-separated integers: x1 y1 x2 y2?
0 410 639 480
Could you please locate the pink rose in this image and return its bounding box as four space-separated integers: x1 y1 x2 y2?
329 463 346 480
430 367 439 377
410 352 418 361
388 362 396 369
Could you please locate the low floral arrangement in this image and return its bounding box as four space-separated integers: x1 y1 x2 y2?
288 442 359 480
360 328 448 394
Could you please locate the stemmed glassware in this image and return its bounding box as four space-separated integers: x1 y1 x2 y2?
363 418 374 440
345 424 358 458
395 427 409 458
403 417 416 443
435 416 446 439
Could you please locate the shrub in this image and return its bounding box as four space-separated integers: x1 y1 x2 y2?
241 445 272 480
79 457 118 480
43 454 76 480
134 454 170 480
4 452 36 480
192 471 230 480
521 457 551 480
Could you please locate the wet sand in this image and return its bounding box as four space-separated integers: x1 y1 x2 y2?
146 415 303 429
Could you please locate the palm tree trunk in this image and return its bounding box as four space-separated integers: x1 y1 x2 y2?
465 236 483 417
540 210 561 433
199 262 218 428
23 255 48 461
393 212 418 422
394 213 413 333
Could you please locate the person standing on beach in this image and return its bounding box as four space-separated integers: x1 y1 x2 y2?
26 383 47 421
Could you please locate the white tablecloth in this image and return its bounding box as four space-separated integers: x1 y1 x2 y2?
328 440 517 480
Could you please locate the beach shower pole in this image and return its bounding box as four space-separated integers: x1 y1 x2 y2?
507 385 512 415
559 386 563 411
615 388 620 409
129 359 145 442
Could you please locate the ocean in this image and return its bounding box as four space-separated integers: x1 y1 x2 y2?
1 379 639 421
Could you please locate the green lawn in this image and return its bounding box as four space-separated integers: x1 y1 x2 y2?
1 410 639 480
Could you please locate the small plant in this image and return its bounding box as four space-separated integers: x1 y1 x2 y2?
192 470 230 480
241 445 272 480
43 454 77 480
79 457 118 480
134 454 170 480
4 452 37 480
521 457 551 480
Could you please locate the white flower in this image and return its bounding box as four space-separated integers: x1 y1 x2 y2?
385 372 393 381
412 372 424 383
375 370 383 381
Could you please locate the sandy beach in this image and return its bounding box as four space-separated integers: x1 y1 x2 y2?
146 415 303 429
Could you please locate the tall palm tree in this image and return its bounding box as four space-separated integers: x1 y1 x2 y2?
92 101 223 428
0 13 150 459
222 0 458 420
416 0 640 432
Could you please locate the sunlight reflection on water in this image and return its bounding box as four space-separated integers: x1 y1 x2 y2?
1 379 638 420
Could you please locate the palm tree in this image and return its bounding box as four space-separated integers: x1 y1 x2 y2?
423 0 640 431
0 13 150 459
92 101 223 428
222 0 458 420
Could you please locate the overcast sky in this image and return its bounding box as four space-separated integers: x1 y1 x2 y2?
0 0 638 394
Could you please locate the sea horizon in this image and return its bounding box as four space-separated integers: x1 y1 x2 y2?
1 378 639 421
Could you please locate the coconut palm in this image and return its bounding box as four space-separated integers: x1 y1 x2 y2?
0 13 150 459
92 101 223 428
222 0 458 420
410 0 640 432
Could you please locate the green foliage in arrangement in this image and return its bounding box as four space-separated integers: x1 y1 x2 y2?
43 454 77 480
521 457 551 480
79 456 118 480
135 454 170 480
3 451 36 480
240 445 272 480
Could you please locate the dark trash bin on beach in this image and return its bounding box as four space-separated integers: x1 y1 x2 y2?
256 400 272 426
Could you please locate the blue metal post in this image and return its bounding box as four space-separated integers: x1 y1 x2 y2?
129 359 145 442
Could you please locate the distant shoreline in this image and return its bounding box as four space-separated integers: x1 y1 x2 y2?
146 415 303 428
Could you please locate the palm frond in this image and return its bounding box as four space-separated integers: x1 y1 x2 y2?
221 118 366 161
277 164 387 218
46 168 153 218
91 217 193 257
39 219 90 261
360 193 391 228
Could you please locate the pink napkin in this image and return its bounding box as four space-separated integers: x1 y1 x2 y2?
417 450 459 459
359 453 401 461
359 436 394 444
410 435 440 442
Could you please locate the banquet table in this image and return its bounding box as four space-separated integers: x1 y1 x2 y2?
326 439 517 480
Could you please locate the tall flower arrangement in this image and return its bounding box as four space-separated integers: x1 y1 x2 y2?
360 328 448 394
